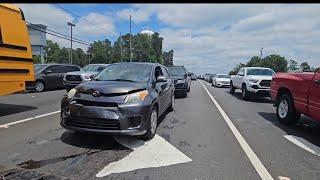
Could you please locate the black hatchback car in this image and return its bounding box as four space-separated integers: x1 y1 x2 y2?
167 65 190 97
60 62 175 140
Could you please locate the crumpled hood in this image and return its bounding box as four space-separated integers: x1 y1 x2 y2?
76 81 147 95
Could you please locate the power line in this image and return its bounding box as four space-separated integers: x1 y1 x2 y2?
27 23 91 46
27 21 90 44
55 4 119 36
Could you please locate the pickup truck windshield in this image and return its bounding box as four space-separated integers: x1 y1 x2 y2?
247 69 275 76
82 64 106 72
95 63 151 83
168 67 186 76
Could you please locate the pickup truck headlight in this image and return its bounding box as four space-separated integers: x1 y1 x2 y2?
82 74 91 81
249 78 259 83
124 90 148 104
67 88 77 99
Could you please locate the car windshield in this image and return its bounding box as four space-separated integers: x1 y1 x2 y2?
217 75 230 78
94 63 151 82
247 69 275 76
34 64 47 73
167 67 186 76
82 64 106 72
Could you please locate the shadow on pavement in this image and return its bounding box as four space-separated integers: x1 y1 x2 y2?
258 112 320 147
228 91 273 104
0 103 37 117
60 131 127 150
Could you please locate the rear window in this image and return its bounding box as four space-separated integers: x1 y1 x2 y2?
217 75 230 78
167 67 186 76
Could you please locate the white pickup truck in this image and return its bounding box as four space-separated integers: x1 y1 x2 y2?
229 67 275 100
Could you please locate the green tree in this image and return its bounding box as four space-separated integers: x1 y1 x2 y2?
300 62 311 72
288 59 299 71
45 40 60 63
229 63 245 75
261 54 288 72
246 56 262 67
32 55 41 64
87 40 112 64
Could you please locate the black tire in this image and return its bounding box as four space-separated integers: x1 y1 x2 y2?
276 94 301 125
241 84 250 101
168 93 175 112
35 81 45 92
183 90 188 97
140 106 158 140
229 82 235 94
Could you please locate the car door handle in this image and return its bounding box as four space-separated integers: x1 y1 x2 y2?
315 80 320 84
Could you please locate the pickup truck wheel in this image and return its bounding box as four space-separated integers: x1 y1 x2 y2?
241 84 250 101
229 82 235 94
276 94 301 125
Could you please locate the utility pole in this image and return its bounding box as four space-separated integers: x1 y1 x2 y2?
260 48 263 59
129 15 132 62
120 33 123 62
67 22 76 64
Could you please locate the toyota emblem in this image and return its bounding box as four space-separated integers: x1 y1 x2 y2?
92 90 101 97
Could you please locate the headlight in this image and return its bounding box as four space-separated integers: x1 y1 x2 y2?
177 79 186 83
124 90 148 104
82 74 91 80
249 78 259 83
67 88 77 99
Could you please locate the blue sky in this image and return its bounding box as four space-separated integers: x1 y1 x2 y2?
18 4 320 74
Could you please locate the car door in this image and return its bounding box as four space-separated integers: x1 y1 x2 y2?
42 65 61 89
235 68 244 88
154 66 167 114
308 69 320 120
161 66 172 108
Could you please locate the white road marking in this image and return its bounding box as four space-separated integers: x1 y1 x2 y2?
278 176 291 180
199 80 273 180
96 134 192 177
0 110 60 128
284 135 320 156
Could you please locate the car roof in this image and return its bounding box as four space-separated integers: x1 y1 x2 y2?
110 62 162 67
85 63 109 66
244 67 273 70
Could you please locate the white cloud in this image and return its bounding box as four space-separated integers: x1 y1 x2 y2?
116 7 152 24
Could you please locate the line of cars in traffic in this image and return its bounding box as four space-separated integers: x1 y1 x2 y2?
201 66 320 133
26 62 193 140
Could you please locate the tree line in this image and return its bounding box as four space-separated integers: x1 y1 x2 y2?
33 32 171 66
229 54 316 75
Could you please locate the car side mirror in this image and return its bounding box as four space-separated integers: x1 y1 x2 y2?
238 73 244 76
156 75 167 82
90 74 96 80
44 69 52 74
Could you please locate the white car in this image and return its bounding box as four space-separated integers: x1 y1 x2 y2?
229 67 275 100
212 74 230 87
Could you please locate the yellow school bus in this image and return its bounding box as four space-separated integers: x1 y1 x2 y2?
0 3 34 96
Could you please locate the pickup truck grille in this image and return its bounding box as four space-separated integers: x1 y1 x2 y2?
260 80 271 87
66 75 82 81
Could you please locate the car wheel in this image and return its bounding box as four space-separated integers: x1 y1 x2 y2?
276 94 300 125
35 81 45 92
140 106 158 140
168 93 175 111
241 84 250 101
229 82 235 94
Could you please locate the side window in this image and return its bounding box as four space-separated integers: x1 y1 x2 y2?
154 66 163 79
71 66 80 71
161 66 169 78
238 68 244 76
61 66 79 73
45 65 60 73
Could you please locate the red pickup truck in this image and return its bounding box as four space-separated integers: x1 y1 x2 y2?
270 68 320 125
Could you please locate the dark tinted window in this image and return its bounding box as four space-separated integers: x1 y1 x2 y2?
247 69 275 76
60 66 80 73
167 66 186 76
155 66 164 79
45 65 60 73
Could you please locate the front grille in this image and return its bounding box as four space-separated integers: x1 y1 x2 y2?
66 116 120 130
66 75 82 81
260 80 271 87
75 99 118 107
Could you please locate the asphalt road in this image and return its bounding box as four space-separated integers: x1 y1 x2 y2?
0 80 320 180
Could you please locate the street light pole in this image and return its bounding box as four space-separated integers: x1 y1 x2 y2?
260 48 264 59
129 15 132 62
67 22 76 64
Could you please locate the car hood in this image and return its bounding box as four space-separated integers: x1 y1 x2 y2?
76 81 147 95
246 75 273 80
216 78 230 82
171 75 186 80
65 71 98 76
